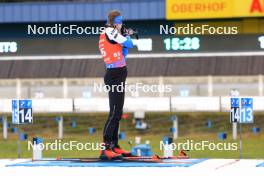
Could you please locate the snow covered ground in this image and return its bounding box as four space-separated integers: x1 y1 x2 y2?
0 159 263 176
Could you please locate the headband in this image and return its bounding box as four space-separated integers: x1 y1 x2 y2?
113 15 123 24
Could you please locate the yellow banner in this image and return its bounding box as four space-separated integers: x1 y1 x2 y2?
166 0 264 20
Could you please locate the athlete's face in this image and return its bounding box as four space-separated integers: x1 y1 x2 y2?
115 24 122 31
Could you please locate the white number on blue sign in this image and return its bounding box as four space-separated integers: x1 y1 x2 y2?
240 98 253 123
19 109 33 123
230 98 240 123
12 100 33 124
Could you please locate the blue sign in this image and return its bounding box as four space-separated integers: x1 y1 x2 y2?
12 99 33 124
230 97 254 123
231 98 240 108
230 98 240 123
240 98 253 123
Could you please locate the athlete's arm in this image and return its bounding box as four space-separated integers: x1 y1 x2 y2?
122 47 129 57
105 27 133 48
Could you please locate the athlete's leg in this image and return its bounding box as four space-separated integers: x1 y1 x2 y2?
103 75 116 145
102 67 132 157
112 68 127 145
113 122 119 146
100 70 124 160
112 90 125 146
103 68 127 145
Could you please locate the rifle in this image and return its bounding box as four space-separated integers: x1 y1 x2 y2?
121 24 139 39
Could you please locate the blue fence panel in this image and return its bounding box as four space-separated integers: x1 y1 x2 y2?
48 4 57 22
39 4 49 22
75 3 84 21
0 0 165 23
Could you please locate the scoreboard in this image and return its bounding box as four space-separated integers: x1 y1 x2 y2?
0 35 264 56
161 35 264 52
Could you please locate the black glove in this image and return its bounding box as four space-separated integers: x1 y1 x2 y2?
121 25 138 39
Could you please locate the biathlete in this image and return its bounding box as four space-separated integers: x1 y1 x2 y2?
98 10 134 160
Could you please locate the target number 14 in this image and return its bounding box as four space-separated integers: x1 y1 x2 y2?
12 100 33 124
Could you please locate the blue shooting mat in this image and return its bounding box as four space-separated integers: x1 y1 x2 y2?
7 158 207 167
256 161 264 167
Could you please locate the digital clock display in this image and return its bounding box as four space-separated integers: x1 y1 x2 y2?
157 35 264 53
163 37 200 51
